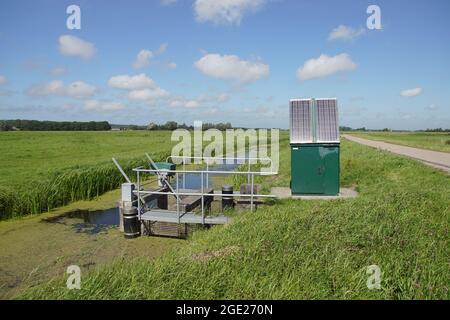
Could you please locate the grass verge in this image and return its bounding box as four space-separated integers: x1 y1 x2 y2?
348 131 450 153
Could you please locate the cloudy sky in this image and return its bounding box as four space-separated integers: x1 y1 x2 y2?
0 0 449 129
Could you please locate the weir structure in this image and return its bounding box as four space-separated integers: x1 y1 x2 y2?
113 153 277 238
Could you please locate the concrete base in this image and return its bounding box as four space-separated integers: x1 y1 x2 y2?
271 187 358 200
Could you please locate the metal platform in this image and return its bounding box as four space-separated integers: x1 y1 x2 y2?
141 209 229 225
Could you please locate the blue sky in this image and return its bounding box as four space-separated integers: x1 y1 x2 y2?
0 0 449 129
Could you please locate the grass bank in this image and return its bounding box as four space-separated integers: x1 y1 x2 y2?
19 138 450 299
349 131 450 153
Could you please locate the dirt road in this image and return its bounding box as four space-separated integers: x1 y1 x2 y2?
342 134 450 173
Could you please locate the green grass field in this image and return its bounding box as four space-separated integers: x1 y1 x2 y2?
0 131 175 219
348 131 450 153
0 131 174 188
18 135 449 300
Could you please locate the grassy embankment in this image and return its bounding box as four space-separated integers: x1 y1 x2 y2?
0 131 174 219
20 136 450 299
349 131 450 153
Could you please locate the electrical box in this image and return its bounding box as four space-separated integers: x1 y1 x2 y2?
150 162 176 176
289 98 340 195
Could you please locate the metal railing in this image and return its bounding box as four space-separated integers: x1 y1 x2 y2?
166 155 273 189
133 156 277 225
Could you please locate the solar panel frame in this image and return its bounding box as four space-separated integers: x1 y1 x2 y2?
315 98 340 143
290 99 313 144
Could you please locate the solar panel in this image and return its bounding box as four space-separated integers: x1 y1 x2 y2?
315 98 339 143
290 98 340 144
290 99 313 144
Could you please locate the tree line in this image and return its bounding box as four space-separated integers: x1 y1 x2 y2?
146 121 233 131
0 120 111 131
340 126 450 133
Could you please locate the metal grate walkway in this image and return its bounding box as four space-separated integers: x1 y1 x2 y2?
141 209 229 225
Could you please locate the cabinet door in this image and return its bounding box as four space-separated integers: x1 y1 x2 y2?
291 146 324 194
322 146 340 195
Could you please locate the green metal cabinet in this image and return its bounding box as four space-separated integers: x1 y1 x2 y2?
290 144 340 195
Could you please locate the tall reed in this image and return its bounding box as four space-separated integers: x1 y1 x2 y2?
0 151 169 220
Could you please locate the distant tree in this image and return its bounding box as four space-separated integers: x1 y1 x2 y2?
142 121 232 131
147 122 157 130
0 121 13 131
164 121 178 130
0 119 111 131
425 128 449 132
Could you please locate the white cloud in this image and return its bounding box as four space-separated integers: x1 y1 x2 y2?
27 80 97 99
400 87 423 97
195 53 269 83
169 100 184 107
65 81 97 99
296 53 357 81
185 100 201 108
58 35 96 59
132 44 167 69
50 67 66 76
198 92 229 103
156 43 168 55
108 74 156 90
27 80 63 96
169 99 200 108
328 25 365 41
169 93 228 108
0 75 7 85
109 74 169 103
133 50 153 69
194 0 266 25
128 88 169 100
84 100 125 112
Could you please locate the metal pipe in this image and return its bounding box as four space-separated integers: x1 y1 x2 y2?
137 171 141 220
250 173 254 212
167 155 272 163
132 168 277 175
176 172 180 224
183 159 186 190
112 158 132 183
206 162 209 189
132 190 276 198
166 155 273 177
201 171 204 224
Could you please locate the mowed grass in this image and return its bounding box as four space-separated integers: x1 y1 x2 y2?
19 137 450 299
349 131 450 153
0 131 174 219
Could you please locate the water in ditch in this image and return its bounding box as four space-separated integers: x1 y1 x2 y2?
42 207 120 234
